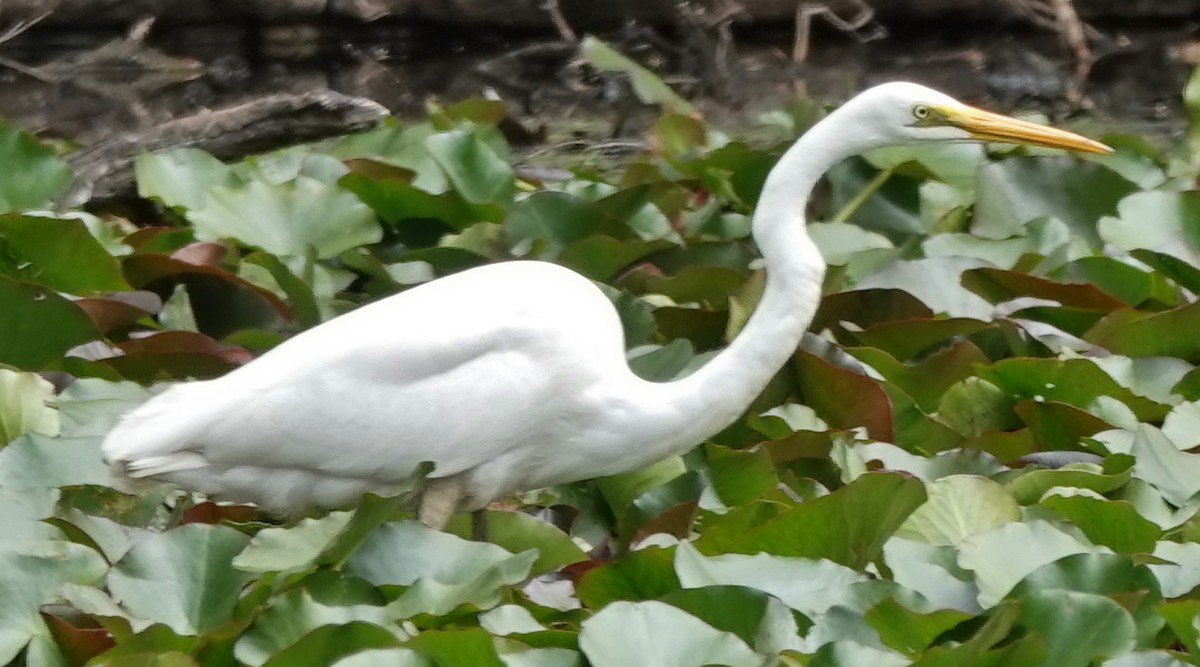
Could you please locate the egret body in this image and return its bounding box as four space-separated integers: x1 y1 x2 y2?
102 83 1110 528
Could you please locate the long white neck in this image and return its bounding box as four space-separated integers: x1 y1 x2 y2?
626 104 884 457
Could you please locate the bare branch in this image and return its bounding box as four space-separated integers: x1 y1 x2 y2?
793 0 885 63
542 0 576 42
0 6 50 47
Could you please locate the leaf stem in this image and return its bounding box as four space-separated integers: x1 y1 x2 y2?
831 165 895 223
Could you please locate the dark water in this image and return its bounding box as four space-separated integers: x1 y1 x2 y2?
0 18 1192 146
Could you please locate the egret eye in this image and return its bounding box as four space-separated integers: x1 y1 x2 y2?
913 104 931 120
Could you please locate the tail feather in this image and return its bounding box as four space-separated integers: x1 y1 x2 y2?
101 382 222 487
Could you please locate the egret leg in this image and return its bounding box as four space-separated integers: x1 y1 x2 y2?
417 474 467 530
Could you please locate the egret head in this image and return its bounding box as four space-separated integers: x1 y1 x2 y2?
841 82 1112 154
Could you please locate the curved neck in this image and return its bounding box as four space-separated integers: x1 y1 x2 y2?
626 108 880 457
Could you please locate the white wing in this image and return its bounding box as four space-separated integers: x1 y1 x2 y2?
102 260 632 513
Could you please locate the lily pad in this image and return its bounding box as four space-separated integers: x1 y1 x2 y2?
578 600 760 667
108 524 253 635
188 177 380 259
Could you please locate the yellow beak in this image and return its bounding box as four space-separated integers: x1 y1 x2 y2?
941 105 1113 154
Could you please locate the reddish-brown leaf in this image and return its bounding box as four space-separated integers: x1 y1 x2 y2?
793 349 893 441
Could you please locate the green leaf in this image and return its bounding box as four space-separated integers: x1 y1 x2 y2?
0 214 128 293
1049 256 1171 307
506 192 602 254
937 378 1019 438
926 216 1074 267
108 524 254 635
1085 302 1200 362
404 628 505 667
576 547 680 608
0 275 100 370
95 652 199 667
855 257 994 319
642 266 747 307
345 521 536 617
313 493 410 569
341 172 476 230
1146 541 1200 598
1100 651 1193 667
628 340 695 382
559 236 674 282
579 37 695 114
0 369 58 443
233 511 353 574
857 443 1005 482
827 158 922 236
136 148 239 211
261 622 403 667
696 472 926 568
896 475 1020 546
596 457 686 516
1041 493 1159 553
908 602 1022 666
971 264 1124 307
424 127 515 205
809 221 893 265
53 379 148 438
188 177 381 259
335 124 449 194
866 597 972 656
705 443 778 506
0 487 58 543
243 252 321 328
1098 190 1200 264
865 142 985 193
235 589 406 666
1129 425 1200 506
973 157 1134 245
1012 552 1164 646
979 358 1168 422
0 542 108 665
1017 589 1136 666
332 648 431 667
656 586 771 648
674 542 866 616
810 641 912 667
852 340 988 412
958 520 1100 608
1005 461 1132 505
1091 355 1191 407
444 510 586 575
83 623 202 663
1158 600 1200 657
0 120 73 213
578 600 760 667
0 434 109 491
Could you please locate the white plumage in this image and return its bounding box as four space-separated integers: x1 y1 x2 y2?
102 83 1110 527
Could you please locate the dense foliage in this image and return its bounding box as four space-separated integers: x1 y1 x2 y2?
4 57 1200 666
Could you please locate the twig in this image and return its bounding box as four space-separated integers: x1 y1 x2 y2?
831 165 894 223
0 54 55 82
542 0 577 42
793 0 886 63
1004 0 1097 104
0 6 49 47
520 139 645 162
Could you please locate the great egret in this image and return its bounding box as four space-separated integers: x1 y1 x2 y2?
102 82 1110 529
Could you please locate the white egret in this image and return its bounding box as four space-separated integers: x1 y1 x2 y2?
102 82 1110 529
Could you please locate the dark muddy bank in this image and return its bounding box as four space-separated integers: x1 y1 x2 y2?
0 13 1194 151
